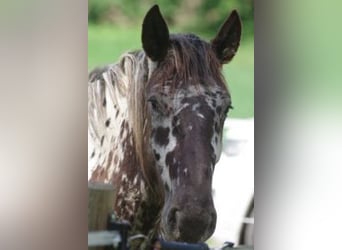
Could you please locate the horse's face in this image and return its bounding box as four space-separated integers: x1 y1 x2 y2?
148 85 230 242
142 5 241 243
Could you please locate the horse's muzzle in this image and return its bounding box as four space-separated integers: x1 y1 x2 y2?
163 201 217 243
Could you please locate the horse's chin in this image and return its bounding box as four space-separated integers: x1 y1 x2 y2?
159 225 211 244
159 235 209 244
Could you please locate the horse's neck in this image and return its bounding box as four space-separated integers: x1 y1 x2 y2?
88 64 162 237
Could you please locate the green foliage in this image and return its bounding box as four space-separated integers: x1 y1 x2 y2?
195 0 254 37
88 24 141 69
88 0 253 38
88 0 113 24
152 0 182 25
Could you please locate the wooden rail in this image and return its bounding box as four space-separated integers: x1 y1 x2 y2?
88 182 116 250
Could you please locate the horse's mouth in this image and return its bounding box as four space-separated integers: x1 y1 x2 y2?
160 233 209 244
160 222 212 244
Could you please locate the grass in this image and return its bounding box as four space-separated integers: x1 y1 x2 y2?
88 24 254 118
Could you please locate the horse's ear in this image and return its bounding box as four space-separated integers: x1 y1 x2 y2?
211 10 242 64
142 5 170 62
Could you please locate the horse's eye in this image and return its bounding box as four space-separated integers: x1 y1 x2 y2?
224 104 233 118
150 99 158 110
148 96 164 113
172 124 185 138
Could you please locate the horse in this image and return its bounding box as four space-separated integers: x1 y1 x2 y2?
88 5 241 248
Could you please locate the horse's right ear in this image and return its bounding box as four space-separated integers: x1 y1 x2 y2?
142 5 170 62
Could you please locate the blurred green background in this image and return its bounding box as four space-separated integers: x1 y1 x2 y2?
88 0 254 118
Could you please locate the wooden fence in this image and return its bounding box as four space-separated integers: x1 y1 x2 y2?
88 182 253 250
88 182 116 250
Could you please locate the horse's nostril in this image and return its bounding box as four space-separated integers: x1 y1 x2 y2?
208 211 217 234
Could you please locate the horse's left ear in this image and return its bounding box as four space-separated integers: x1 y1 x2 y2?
142 5 170 62
211 10 242 64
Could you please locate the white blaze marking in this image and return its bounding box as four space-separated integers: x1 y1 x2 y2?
151 119 176 190
197 113 205 119
161 169 172 189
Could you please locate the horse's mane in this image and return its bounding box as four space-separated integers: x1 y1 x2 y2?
90 51 161 197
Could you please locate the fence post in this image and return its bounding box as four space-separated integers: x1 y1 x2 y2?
88 182 116 250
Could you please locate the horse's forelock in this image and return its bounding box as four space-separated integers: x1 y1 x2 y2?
148 34 226 93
